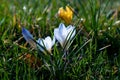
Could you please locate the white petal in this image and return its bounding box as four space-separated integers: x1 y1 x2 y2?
59 23 67 40
66 25 74 30
59 23 66 33
37 38 44 46
37 38 44 52
54 28 64 46
44 36 52 50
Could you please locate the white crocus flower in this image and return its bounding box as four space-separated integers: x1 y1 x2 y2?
37 36 55 53
54 23 76 49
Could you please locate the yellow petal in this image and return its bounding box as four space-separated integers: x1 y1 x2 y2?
58 6 73 24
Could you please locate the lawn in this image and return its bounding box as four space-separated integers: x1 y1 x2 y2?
0 0 120 80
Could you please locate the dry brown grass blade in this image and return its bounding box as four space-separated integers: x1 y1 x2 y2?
18 53 42 69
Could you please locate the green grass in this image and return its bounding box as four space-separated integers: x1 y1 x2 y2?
0 0 120 80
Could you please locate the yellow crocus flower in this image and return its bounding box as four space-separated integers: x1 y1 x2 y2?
58 6 73 24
